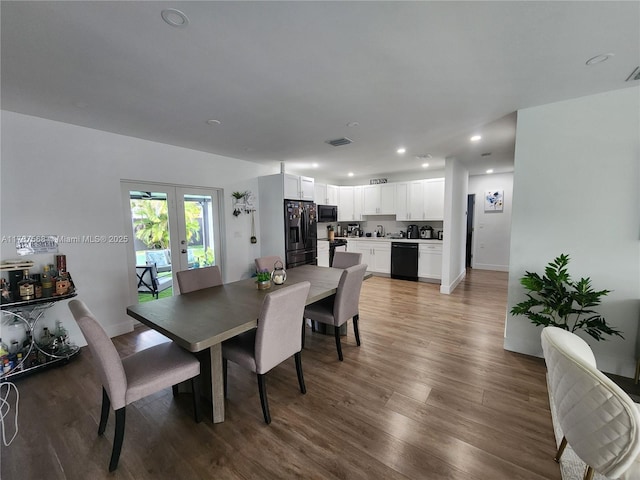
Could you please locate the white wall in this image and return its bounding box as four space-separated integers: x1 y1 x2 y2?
441 158 468 294
468 172 513 271
1 111 276 345
505 86 640 377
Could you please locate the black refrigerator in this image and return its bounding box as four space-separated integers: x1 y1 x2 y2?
284 200 317 268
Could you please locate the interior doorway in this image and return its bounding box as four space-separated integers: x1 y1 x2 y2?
466 194 475 268
121 181 223 303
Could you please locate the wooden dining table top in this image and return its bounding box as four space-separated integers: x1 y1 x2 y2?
126 264 358 352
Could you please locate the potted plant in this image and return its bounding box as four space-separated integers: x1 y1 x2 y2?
511 254 623 341
231 191 248 216
256 269 271 290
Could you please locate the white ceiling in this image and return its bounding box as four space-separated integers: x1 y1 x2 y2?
2 1 638 182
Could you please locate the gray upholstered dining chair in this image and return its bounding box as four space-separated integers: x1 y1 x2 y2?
222 281 311 424
176 265 223 294
254 255 283 273
68 299 201 472
304 264 367 361
332 251 362 269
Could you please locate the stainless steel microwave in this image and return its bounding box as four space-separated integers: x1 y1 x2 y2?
317 204 338 223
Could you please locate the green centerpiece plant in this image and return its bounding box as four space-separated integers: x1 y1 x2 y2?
510 254 623 341
256 269 271 290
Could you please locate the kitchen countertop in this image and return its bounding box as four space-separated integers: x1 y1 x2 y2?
318 237 442 244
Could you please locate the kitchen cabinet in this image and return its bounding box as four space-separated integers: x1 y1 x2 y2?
395 178 444 221
424 178 445 220
283 174 314 201
317 240 330 267
418 243 442 279
314 183 339 205
338 186 363 222
362 184 396 215
327 185 339 205
349 240 391 274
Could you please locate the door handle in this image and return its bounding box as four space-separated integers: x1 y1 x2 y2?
181 249 187 254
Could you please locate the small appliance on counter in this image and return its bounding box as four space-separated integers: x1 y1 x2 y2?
407 225 420 239
376 225 384 237
420 226 433 239
347 224 360 237
437 230 443 240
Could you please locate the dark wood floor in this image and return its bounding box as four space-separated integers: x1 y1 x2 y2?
2 270 568 479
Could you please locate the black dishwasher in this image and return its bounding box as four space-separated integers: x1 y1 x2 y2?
391 242 419 281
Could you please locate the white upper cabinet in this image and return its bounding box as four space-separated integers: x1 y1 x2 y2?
314 183 339 205
395 183 408 220
353 185 363 220
284 174 314 201
338 186 354 221
362 184 395 215
326 185 339 205
424 178 445 220
395 178 444 220
314 183 327 204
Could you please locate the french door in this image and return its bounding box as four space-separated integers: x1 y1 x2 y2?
121 181 223 302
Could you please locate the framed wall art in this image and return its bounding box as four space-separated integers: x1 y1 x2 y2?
485 189 504 212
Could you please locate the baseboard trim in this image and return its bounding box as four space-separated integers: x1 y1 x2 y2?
440 269 466 294
472 263 509 272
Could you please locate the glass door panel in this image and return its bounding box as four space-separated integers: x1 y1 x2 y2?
122 182 223 301
127 189 176 303
176 187 221 273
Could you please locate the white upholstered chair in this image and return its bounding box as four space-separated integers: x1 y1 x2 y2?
68 299 201 472
304 264 367 361
541 326 640 480
332 251 362 269
254 255 283 273
176 265 223 294
222 281 311 424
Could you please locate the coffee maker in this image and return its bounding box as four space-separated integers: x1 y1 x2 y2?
407 225 420 239
347 224 360 237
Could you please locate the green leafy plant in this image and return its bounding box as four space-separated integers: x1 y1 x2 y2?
510 254 623 341
132 199 201 249
256 269 271 282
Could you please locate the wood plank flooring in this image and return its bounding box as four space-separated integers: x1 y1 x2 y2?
1 270 564 479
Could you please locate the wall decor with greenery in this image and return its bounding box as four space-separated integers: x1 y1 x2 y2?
510 253 623 341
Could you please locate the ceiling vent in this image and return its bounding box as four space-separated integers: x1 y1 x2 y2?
325 137 353 147
626 67 640 82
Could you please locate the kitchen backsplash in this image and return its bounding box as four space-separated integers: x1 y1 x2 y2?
318 216 443 239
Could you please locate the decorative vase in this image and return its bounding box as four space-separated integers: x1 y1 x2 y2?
256 280 271 290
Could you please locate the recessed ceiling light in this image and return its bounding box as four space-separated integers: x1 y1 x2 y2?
206 119 221 126
397 148 406 154
586 53 614 65
470 135 482 142
312 163 319 168
346 121 360 127
486 169 494 174
161 9 189 28
348 172 354 177
422 163 429 168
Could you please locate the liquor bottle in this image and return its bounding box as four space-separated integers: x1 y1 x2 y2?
55 271 70 296
18 269 35 301
31 273 42 299
41 265 53 298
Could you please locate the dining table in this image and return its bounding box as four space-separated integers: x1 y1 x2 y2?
126 264 365 423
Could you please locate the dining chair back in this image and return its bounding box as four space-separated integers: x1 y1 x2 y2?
222 281 311 424
541 326 640 480
304 263 367 361
332 251 362 269
68 299 201 471
254 255 283 273
176 265 223 293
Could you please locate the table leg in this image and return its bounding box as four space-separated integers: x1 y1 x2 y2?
209 343 225 423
